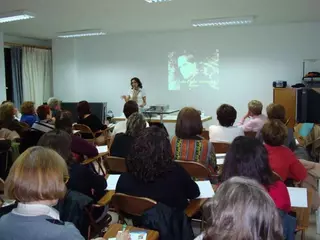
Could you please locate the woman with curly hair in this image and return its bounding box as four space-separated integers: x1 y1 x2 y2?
116 126 200 210
20 101 38 127
0 102 27 136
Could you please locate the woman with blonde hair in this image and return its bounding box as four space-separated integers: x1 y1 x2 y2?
197 176 283 240
0 146 84 240
0 101 26 136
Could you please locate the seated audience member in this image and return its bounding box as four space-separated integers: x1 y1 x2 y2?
221 136 291 212
116 127 200 210
112 100 139 136
110 112 147 158
2 101 21 120
77 100 107 145
55 111 98 159
0 102 27 136
31 105 55 133
0 146 84 240
38 130 107 202
196 177 283 240
20 101 38 127
209 104 244 143
239 100 267 133
47 97 61 119
261 120 307 182
171 107 216 173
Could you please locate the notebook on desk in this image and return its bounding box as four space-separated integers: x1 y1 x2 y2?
196 181 215 199
96 145 109 154
287 187 308 208
106 174 121 190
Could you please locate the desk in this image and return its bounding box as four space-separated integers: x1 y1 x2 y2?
98 190 115 206
103 224 159 240
113 115 212 124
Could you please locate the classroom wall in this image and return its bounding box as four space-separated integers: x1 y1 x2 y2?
4 35 52 47
0 33 5 101
52 22 320 125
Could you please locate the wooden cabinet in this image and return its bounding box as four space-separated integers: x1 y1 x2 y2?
273 88 296 128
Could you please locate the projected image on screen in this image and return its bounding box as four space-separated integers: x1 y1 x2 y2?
168 49 219 91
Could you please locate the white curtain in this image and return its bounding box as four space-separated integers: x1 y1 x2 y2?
22 47 53 106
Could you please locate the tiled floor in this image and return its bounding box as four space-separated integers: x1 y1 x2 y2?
299 214 320 240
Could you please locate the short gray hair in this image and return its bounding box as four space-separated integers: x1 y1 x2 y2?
47 97 60 109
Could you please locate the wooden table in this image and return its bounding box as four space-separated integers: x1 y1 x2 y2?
103 224 159 240
113 115 212 124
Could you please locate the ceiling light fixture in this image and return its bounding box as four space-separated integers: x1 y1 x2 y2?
192 16 254 28
145 0 172 3
0 10 35 23
57 30 106 38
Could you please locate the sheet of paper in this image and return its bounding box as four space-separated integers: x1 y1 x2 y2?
216 153 226 165
96 145 108 154
109 231 147 240
106 174 121 190
287 187 308 208
196 180 215 199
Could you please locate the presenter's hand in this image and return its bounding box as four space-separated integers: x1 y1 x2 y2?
121 95 127 101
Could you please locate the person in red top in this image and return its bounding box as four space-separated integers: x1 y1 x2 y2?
221 136 291 212
261 119 307 182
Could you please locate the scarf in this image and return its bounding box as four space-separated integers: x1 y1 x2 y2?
131 89 140 103
12 203 60 220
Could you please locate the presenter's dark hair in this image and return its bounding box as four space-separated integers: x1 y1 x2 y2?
131 77 143 89
77 101 91 119
123 101 139 118
221 136 274 187
175 107 203 139
217 104 237 127
127 127 174 183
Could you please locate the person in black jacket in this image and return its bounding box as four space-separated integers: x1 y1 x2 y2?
77 101 107 145
116 126 200 211
37 130 107 202
110 112 147 158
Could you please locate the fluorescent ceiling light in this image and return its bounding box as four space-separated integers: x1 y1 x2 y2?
57 30 106 38
145 0 172 3
0 10 35 23
192 16 254 27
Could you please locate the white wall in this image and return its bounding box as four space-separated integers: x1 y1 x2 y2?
0 32 5 102
52 22 320 127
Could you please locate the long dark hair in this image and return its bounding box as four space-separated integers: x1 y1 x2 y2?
126 127 173 183
221 136 274 187
131 77 143 89
55 111 73 134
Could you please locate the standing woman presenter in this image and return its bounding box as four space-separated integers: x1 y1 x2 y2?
122 77 147 108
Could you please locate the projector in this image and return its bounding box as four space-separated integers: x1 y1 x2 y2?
149 104 170 112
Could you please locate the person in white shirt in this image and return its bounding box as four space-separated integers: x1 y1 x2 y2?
121 77 147 108
209 104 244 143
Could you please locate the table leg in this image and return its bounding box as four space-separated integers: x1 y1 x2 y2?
160 113 163 124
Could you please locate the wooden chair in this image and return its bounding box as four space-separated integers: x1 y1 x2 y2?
244 131 257 138
112 193 157 223
105 156 127 173
201 130 209 140
72 124 96 144
212 142 230 154
175 160 211 179
292 189 313 240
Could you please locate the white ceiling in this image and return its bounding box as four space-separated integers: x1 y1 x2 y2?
0 0 320 39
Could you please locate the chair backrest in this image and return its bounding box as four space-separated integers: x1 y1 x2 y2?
212 142 230 154
19 121 30 129
292 189 313 229
106 156 127 173
73 124 95 142
112 193 157 217
244 131 257 138
175 160 210 179
201 130 209 140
